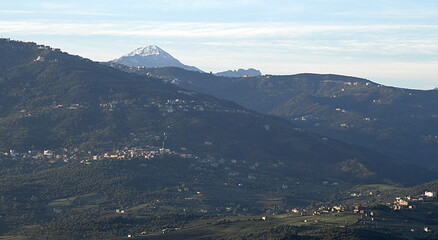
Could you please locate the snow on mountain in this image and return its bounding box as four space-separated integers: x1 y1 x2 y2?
125 45 166 57
111 45 202 72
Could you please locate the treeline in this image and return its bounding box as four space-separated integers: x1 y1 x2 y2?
22 213 200 239
222 225 404 240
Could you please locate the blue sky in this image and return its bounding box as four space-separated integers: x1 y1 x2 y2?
1 0 437 89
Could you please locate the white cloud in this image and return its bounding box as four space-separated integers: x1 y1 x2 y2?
3 20 437 62
0 10 36 14
2 20 437 38
2 20 437 62
130 0 265 9
41 2 75 10
1 19 437 89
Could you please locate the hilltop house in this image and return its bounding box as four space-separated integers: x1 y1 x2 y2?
34 56 45 62
353 205 367 214
425 191 437 198
395 197 409 206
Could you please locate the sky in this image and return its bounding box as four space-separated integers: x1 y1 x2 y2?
0 0 437 89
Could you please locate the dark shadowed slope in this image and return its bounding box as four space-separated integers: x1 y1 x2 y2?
133 67 438 172
0 39 435 185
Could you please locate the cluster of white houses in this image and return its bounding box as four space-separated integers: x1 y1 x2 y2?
4 149 81 163
391 191 437 211
20 95 244 117
2 144 194 164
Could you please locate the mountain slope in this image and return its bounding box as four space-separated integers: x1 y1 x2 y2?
110 45 202 72
215 68 261 77
131 67 438 172
1 39 436 185
2 39 438 239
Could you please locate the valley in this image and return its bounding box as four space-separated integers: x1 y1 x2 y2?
0 39 437 240
130 67 438 172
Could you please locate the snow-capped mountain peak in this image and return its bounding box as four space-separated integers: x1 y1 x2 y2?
111 45 203 72
125 45 167 57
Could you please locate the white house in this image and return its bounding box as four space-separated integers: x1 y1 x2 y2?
425 191 437 198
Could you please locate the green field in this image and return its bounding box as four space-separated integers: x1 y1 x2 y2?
135 212 361 239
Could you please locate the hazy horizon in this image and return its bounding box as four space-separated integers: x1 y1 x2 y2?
1 0 437 89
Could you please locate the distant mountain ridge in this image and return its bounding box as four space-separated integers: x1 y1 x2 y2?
129 67 438 172
215 68 261 77
1 39 436 185
1 39 438 239
111 45 202 72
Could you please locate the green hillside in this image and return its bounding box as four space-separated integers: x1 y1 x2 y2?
1 39 431 184
133 67 438 172
1 39 437 239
